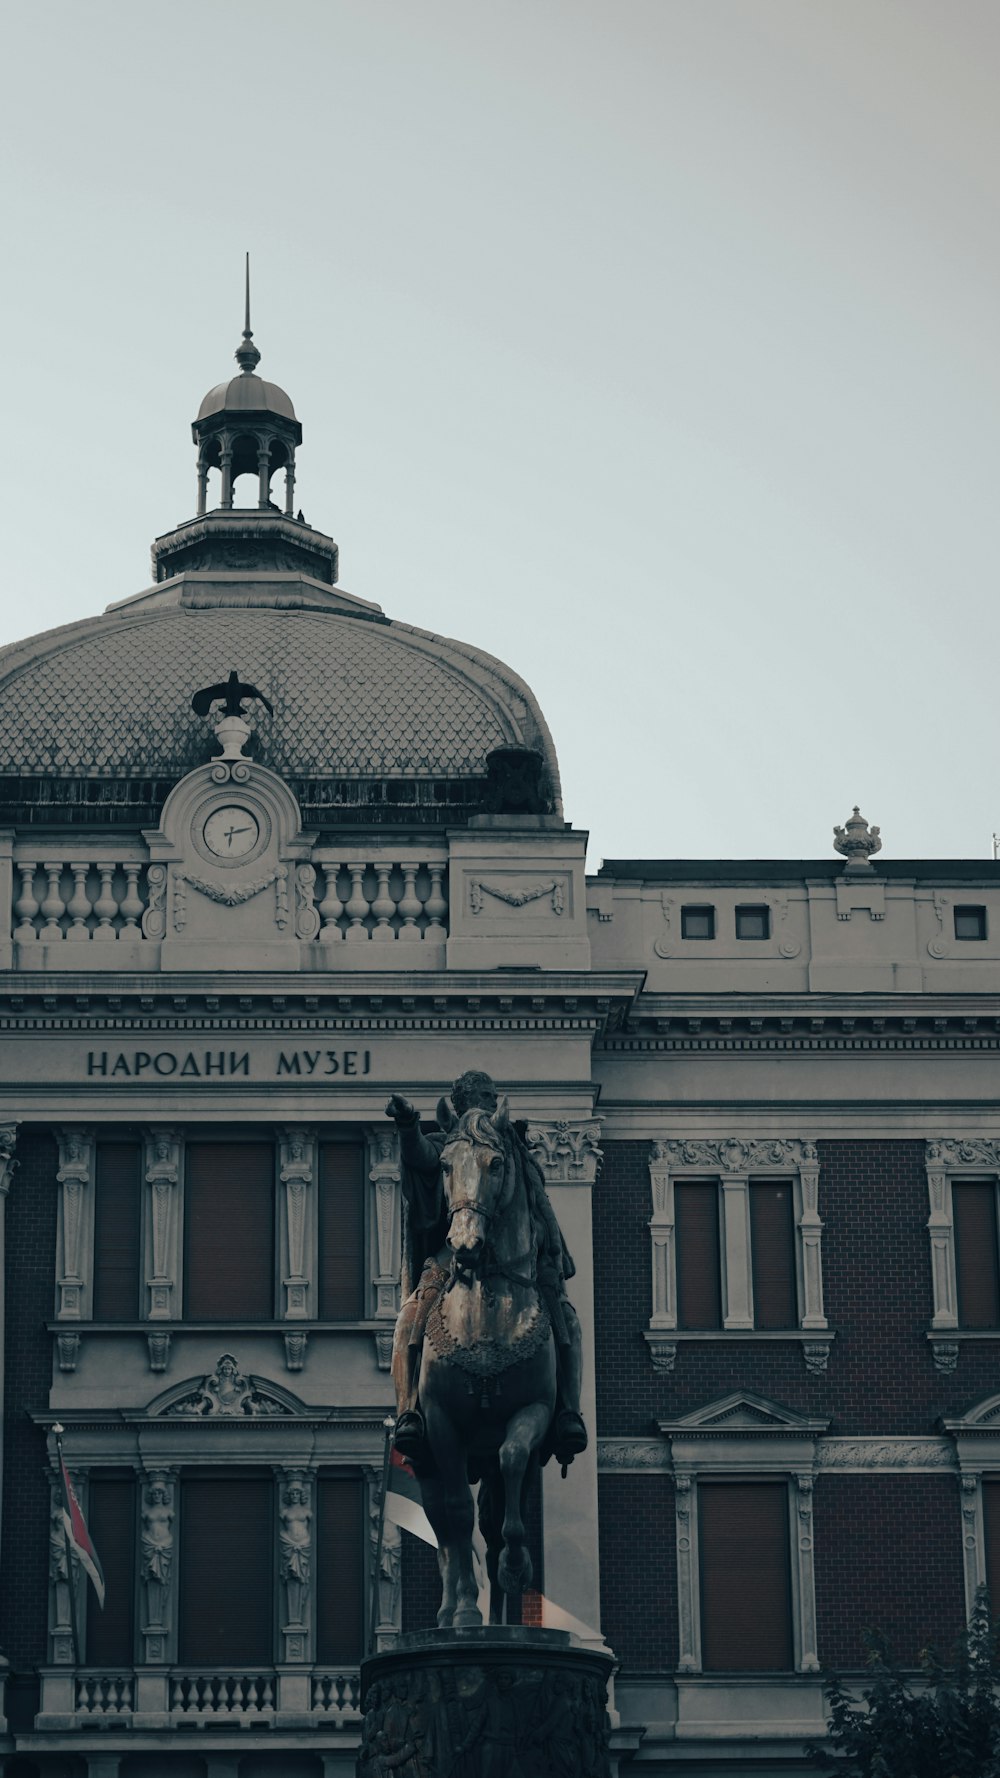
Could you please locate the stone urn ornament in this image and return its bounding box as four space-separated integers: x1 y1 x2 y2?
833 806 882 874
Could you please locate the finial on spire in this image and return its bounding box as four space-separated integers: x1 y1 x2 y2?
235 252 261 374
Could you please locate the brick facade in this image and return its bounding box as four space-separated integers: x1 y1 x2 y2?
1 1130 57 1673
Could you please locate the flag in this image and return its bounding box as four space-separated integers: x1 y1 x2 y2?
384 1447 436 1545
57 1451 105 1609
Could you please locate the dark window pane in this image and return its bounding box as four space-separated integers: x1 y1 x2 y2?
675 1183 721 1329
953 1183 1000 1328
699 1481 792 1671
184 1143 274 1320
681 905 715 940
750 1181 798 1329
85 1477 135 1666
93 1142 141 1321
954 905 987 940
178 1477 272 1664
318 1144 365 1320
735 904 770 940
316 1475 365 1662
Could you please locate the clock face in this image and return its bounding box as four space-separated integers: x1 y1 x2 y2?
202 806 261 860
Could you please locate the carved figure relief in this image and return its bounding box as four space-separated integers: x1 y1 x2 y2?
279 1476 312 1627
141 1473 175 1638
163 1353 290 1417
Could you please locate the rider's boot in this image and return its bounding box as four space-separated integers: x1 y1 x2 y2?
551 1408 588 1464
393 1407 428 1461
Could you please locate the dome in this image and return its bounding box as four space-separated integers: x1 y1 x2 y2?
0 590 561 827
197 373 297 423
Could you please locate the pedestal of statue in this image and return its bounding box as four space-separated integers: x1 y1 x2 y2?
358 1624 614 1777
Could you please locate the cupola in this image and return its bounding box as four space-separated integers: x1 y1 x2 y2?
151 260 338 585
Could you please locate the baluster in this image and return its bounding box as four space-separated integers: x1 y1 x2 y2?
65 863 92 943
40 862 66 941
423 862 447 936
397 863 421 941
92 865 117 942
262 1675 274 1708
120 863 143 935
317 863 344 942
344 864 370 943
14 861 39 941
371 864 395 941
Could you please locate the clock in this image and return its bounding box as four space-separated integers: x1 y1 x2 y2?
202 806 261 860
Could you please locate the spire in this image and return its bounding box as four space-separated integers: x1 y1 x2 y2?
234 252 261 375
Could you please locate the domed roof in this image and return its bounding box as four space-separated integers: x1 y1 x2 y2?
0 592 559 802
197 373 297 423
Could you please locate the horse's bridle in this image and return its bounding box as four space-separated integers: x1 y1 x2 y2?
442 1140 535 1291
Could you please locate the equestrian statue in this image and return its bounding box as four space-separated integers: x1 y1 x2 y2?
385 1071 588 1630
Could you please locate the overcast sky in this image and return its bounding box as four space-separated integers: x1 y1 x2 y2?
2 1 998 867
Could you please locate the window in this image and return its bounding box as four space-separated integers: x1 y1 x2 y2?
675 1183 722 1329
674 1180 799 1331
315 1474 365 1662
318 1143 365 1320
85 1475 136 1665
93 1141 141 1320
178 1475 273 1664
749 1181 797 1329
954 905 987 941
645 1140 830 1374
681 905 715 940
184 1142 275 1320
953 1183 1000 1328
735 904 770 940
699 1481 793 1670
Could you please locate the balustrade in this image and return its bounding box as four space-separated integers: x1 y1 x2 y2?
313 855 448 943
14 856 150 945
312 1668 363 1721
169 1669 276 1716
75 1672 135 1714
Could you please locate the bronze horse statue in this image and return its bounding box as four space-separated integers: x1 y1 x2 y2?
413 1100 557 1629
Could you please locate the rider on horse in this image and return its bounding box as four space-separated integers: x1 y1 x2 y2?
386 1070 588 1471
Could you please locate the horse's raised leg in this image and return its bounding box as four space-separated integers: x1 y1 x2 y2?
497 1401 550 1595
424 1404 482 1629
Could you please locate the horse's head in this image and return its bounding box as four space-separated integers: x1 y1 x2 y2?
440 1099 512 1284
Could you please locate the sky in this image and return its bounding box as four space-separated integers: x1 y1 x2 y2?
1 1 998 867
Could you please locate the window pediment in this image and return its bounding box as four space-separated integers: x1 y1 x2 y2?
659 1392 829 1437
148 1354 303 1419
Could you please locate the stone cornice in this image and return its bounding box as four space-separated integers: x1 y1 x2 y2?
598 1435 956 1473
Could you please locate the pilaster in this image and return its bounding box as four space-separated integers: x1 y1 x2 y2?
279 1128 316 1320
143 1128 180 1321
369 1127 401 1368
56 1128 94 1320
276 1467 313 1665
139 1467 176 1668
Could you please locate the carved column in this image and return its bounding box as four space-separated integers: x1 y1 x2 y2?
798 1143 828 1330
720 1175 754 1329
674 1472 699 1672
369 1128 401 1370
48 1470 78 1665
527 1119 605 1648
368 1465 401 1650
793 1473 820 1672
926 1142 959 1329
279 1129 315 1321
276 1468 313 1664
144 1129 179 1325
960 1473 985 1616
56 1128 94 1320
140 1468 176 1665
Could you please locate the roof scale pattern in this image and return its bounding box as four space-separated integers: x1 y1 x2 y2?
0 608 520 779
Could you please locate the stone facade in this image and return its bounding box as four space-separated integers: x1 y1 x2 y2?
1 327 999 1778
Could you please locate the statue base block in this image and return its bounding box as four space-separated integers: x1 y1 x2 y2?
358 1625 614 1777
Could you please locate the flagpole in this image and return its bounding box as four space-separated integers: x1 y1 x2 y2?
369 1414 395 1655
51 1423 83 1675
